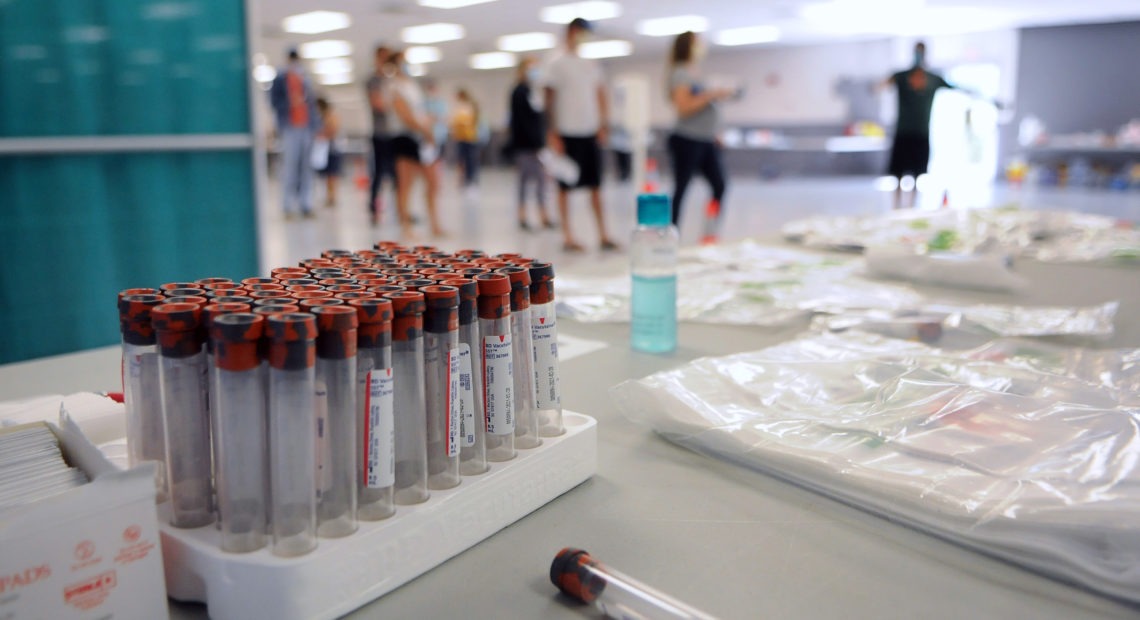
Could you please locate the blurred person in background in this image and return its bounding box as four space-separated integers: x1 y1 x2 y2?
509 56 554 231
423 79 450 162
314 97 343 208
450 88 481 189
882 41 953 210
667 31 734 230
388 51 445 239
269 48 319 220
367 46 397 226
544 17 618 253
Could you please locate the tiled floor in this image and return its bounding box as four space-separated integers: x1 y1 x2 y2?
259 165 1140 272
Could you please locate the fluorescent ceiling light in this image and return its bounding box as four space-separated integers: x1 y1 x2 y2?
417 0 498 7
636 15 709 37
299 39 352 59
282 11 350 35
253 64 276 83
319 72 354 86
578 39 632 59
714 25 780 46
402 23 465 44
311 57 353 75
469 51 517 70
408 64 428 77
405 46 442 64
498 32 557 52
539 1 621 24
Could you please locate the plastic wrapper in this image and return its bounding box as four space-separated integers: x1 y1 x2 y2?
557 241 923 326
863 246 1026 292
556 240 1119 339
612 331 1140 603
782 207 1140 264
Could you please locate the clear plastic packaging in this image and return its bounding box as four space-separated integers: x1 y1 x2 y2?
422 286 461 490
528 263 564 437
383 291 430 505
612 331 1140 603
349 298 396 520
266 313 319 557
118 292 168 502
499 267 541 449
152 302 213 529
476 274 515 462
311 306 360 538
211 313 268 553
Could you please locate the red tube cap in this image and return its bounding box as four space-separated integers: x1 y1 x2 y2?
213 313 264 372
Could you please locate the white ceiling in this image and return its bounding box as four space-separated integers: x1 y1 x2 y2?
254 0 1140 77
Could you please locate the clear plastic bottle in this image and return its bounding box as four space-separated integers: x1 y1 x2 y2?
630 193 679 354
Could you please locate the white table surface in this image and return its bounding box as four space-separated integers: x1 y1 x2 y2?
1 254 1138 619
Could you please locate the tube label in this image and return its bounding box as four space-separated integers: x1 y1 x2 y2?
483 334 513 435
364 369 395 488
314 380 331 498
530 306 561 409
457 344 476 447
447 348 460 457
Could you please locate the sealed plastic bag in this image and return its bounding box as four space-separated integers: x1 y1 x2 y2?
612 331 1140 603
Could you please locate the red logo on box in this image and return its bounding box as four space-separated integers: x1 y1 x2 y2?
74 541 95 561
123 525 141 544
0 565 51 594
64 570 117 610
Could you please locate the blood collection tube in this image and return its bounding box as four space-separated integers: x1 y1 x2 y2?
242 277 277 287
211 313 268 553
401 278 436 291
281 278 319 287
381 268 415 277
495 252 523 262
323 249 354 259
412 262 441 271
294 290 334 301
550 549 716 620
165 287 205 299
249 290 290 301
422 286 461 490
119 292 168 501
246 283 285 292
441 278 488 475
335 291 376 302
310 306 359 538
349 298 396 520
455 249 486 259
196 277 232 286
287 284 324 294
529 262 564 437
369 284 406 297
213 295 254 305
381 291 430 505
349 267 382 276
353 273 389 286
161 281 198 291
202 301 251 523
326 284 365 294
204 288 248 299
253 304 300 316
152 302 213 528
266 313 319 557
201 281 240 293
254 297 297 308
499 266 541 449
319 278 357 287
271 267 308 280
475 273 515 462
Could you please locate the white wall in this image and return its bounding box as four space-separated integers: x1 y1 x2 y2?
297 29 1018 137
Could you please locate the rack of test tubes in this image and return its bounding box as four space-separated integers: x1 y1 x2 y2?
116 243 597 620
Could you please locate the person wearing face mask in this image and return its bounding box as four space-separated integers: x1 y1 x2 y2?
667 31 736 231
509 56 554 231
882 41 955 209
544 17 619 253
387 51 445 239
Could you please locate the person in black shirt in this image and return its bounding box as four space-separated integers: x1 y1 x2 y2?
509 56 554 230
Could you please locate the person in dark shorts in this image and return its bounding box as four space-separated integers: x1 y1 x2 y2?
315 97 342 208
883 42 953 209
366 46 397 226
543 18 619 253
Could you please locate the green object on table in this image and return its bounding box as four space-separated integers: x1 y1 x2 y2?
909 218 930 230
928 230 959 251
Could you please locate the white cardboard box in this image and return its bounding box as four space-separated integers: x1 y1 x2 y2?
0 416 168 620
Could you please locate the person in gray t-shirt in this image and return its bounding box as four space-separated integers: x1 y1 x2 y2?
667 31 736 230
365 46 397 226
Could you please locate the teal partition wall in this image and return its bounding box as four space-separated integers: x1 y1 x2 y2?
0 0 260 363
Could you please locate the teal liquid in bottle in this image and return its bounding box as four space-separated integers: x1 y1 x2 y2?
630 194 679 353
